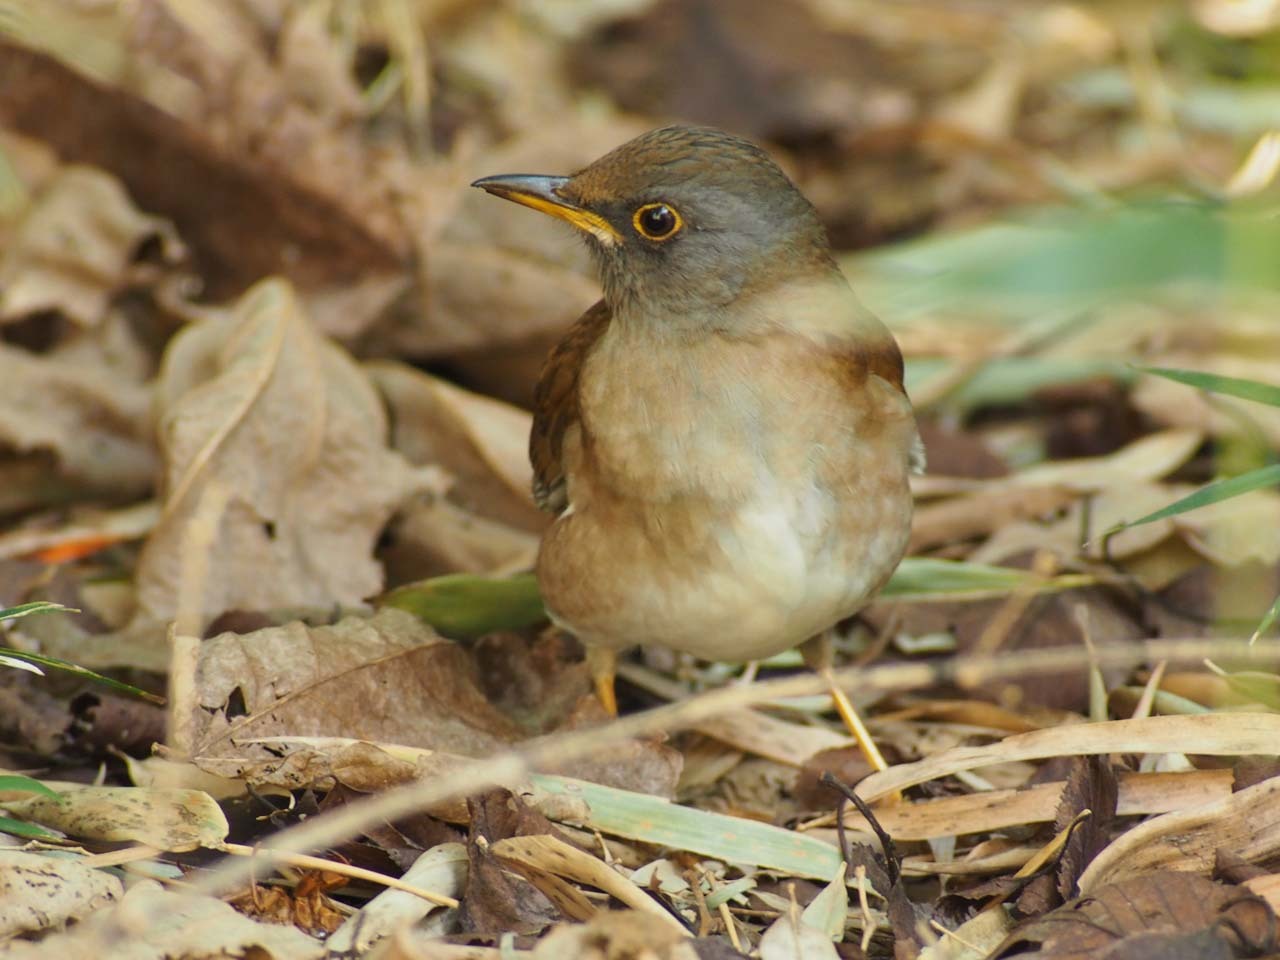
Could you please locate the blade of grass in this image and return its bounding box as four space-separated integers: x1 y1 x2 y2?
0 648 165 704
0 816 55 838
0 600 76 621
386 561 1092 639
0 775 59 798
532 775 843 881
881 558 1092 601
1139 367 1280 408
1103 463 1280 534
1251 594 1280 645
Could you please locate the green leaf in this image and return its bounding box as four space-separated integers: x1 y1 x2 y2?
0 775 59 799
0 815 54 839
1139 367 1280 409
1252 593 1280 645
0 647 165 704
386 561 1091 640
905 357 1134 413
1106 463 1280 532
532 775 843 880
0 600 76 621
881 558 1092 601
380 573 548 639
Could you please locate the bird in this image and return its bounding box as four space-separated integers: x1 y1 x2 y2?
473 125 922 767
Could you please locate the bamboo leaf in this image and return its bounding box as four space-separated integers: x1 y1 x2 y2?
0 600 76 621
0 647 165 704
1106 464 1280 533
379 573 548 639
1139 367 1280 408
0 775 59 799
881 558 1092 601
1252 593 1280 645
532 775 843 881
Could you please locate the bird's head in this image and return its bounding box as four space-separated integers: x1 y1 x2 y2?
473 125 838 326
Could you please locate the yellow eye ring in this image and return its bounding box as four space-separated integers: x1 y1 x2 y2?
632 202 683 241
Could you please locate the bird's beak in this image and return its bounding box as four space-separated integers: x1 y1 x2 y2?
471 174 621 246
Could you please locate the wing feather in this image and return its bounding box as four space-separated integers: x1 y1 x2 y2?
529 299 611 512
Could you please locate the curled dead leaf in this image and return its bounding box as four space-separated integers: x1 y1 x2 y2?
135 278 438 626
0 165 182 326
189 608 522 782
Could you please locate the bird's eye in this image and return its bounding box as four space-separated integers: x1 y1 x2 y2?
632 203 682 241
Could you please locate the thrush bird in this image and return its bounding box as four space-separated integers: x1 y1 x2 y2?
474 126 922 765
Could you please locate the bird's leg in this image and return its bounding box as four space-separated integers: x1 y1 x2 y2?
800 631 890 774
587 645 619 717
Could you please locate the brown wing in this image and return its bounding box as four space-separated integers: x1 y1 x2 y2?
529 299 611 512
830 312 926 474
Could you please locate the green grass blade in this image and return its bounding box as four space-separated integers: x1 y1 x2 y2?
532 775 842 880
0 815 55 839
0 600 76 621
1252 594 1280 645
386 561 1091 640
0 648 165 704
1139 367 1280 408
380 573 548 639
881 558 1092 601
1106 463 1280 533
0 775 59 798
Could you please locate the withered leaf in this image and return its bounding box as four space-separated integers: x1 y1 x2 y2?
992 873 1276 960
0 166 181 327
190 608 522 780
0 343 156 497
370 360 545 534
460 788 568 937
135 278 436 627
0 25 407 301
1017 755 1118 916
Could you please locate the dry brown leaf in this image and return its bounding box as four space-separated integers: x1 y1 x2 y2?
820 769 1231 843
0 17 408 308
1079 776 1280 892
0 850 122 938
0 877 325 960
189 608 521 778
0 165 181 326
370 360 544 533
991 873 1276 960
462 789 567 936
3 783 228 850
531 911 704 960
857 714 1280 803
491 834 689 935
327 843 467 954
134 278 437 626
0 342 156 497
1016 755 1117 914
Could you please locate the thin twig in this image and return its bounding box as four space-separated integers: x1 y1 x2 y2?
222 842 458 908
820 771 901 886
67 635 1259 948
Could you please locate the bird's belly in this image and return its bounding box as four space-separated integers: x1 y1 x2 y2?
537 475 912 663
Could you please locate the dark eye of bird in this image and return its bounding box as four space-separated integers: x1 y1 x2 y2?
633 203 682 241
